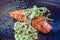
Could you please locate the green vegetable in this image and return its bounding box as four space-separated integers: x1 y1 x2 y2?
24 5 53 22
14 21 38 40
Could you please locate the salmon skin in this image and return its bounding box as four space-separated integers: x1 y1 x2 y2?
9 10 53 33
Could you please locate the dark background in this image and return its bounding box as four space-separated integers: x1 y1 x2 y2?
0 0 60 40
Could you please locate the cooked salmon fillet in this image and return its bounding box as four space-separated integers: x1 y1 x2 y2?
31 16 53 33
9 10 53 33
9 10 25 22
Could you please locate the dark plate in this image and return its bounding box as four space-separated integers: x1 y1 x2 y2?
0 0 60 40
